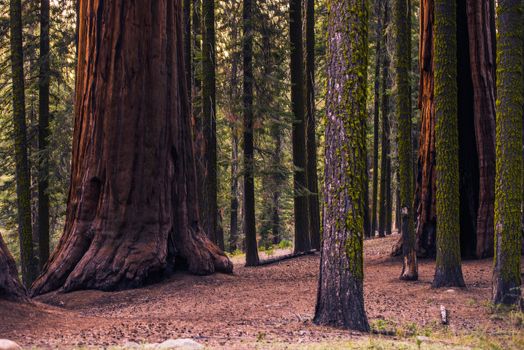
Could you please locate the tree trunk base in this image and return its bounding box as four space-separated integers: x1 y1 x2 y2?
31 225 232 296
432 267 466 288
0 235 27 301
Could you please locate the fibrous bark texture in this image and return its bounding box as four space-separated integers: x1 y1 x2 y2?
492 0 523 306
0 234 26 300
432 0 465 288
395 0 418 281
314 0 369 332
466 0 496 259
31 0 232 296
415 0 496 259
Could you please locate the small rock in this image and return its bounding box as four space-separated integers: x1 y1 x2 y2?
0 339 21 350
445 289 455 293
416 336 430 342
121 341 141 349
155 339 204 349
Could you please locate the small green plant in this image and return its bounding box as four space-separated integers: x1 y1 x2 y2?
278 239 293 249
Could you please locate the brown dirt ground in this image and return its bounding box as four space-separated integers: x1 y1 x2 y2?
0 234 522 349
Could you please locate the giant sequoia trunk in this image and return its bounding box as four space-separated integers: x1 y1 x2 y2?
415 0 496 258
31 0 232 296
0 234 26 300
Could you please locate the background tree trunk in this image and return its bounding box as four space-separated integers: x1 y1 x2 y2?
305 0 320 251
202 0 220 249
184 0 191 94
290 0 310 253
0 234 26 300
38 0 51 271
432 0 466 288
395 0 418 281
10 0 37 287
371 0 383 238
314 0 369 332
243 0 259 267
378 11 389 238
492 0 523 306
31 0 232 296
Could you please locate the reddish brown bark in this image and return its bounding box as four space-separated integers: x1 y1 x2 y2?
0 234 26 300
415 0 436 256
465 0 496 259
414 0 496 258
31 0 232 296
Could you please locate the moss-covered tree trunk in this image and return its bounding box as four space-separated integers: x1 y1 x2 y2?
289 0 310 253
0 234 26 300
371 0 383 238
10 0 37 287
31 0 232 296
415 0 496 259
38 0 51 270
243 0 259 266
305 0 320 251
314 0 369 332
432 0 466 288
395 0 417 281
202 0 220 249
492 0 523 305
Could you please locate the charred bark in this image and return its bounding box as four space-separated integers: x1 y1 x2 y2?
31 0 232 296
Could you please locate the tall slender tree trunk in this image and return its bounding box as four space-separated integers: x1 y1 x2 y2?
243 0 259 267
271 131 282 245
314 0 369 332
432 0 466 288
229 47 240 253
371 0 383 238
395 0 417 281
31 0 232 296
378 12 390 239
229 130 239 252
10 0 37 287
0 234 26 300
202 0 220 249
305 0 320 251
38 0 51 271
290 0 310 253
492 0 523 306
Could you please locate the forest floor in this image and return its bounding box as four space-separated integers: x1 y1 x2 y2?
1 234 523 349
